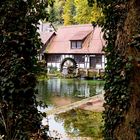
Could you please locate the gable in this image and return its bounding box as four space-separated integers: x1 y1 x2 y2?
39 31 56 53
39 31 55 44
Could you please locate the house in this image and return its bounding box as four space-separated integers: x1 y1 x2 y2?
38 31 56 60
38 22 56 60
41 24 106 75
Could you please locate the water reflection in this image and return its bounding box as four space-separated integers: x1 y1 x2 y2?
37 78 104 140
37 78 104 106
55 109 103 139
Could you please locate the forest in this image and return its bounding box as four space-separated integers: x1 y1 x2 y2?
47 0 103 25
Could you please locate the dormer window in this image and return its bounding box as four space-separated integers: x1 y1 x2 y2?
70 30 91 49
71 41 82 49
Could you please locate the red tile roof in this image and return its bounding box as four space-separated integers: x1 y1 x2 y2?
45 24 105 54
70 30 91 41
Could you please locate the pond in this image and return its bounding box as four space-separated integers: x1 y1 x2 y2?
37 78 104 140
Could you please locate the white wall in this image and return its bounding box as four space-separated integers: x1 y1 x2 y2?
102 55 105 70
47 54 105 72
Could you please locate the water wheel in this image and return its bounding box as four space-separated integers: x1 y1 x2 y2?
60 58 77 74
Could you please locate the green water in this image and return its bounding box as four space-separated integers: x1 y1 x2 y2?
37 78 104 140
37 78 104 105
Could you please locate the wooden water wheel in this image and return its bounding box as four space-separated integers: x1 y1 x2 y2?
60 58 77 74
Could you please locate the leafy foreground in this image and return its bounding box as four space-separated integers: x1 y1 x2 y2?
0 0 52 139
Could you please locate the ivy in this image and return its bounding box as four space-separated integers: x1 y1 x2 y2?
88 0 139 139
102 5 132 140
0 0 52 139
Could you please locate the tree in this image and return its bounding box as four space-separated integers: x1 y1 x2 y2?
48 5 57 23
0 0 50 139
63 0 76 25
48 0 103 26
74 0 103 24
90 1 104 24
54 0 65 24
74 0 93 24
88 0 140 139
47 0 65 25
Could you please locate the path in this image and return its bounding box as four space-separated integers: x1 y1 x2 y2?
46 94 104 115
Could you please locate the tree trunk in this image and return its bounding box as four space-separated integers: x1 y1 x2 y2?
114 0 140 139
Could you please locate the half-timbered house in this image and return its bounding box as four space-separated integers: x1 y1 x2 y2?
40 24 105 74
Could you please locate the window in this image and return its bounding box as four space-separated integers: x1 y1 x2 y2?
74 55 85 63
96 56 102 64
71 41 76 49
77 41 82 49
90 55 102 69
71 41 82 49
47 55 61 63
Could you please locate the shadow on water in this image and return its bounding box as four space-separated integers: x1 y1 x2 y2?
37 78 104 140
